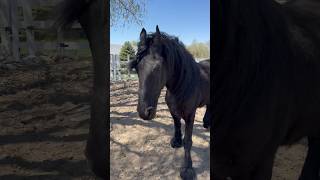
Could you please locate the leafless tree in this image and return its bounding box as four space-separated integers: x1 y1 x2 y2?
110 0 147 28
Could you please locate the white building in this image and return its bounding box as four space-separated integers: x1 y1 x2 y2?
110 44 122 55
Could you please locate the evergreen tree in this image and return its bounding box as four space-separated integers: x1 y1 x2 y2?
119 41 136 61
130 40 138 47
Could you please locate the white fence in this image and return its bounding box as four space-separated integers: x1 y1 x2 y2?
110 54 136 81
110 55 210 82
0 0 88 60
110 54 121 81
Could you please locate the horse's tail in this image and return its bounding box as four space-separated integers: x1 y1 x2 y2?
52 0 94 29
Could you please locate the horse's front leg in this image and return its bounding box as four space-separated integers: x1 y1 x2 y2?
203 104 211 129
299 137 320 180
166 91 183 148
79 1 107 178
180 111 196 180
170 112 183 148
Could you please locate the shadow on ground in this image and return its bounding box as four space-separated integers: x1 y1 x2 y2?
110 81 210 180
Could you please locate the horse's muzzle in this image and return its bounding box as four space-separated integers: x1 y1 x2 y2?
138 106 156 120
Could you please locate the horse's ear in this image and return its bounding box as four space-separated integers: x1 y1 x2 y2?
140 28 147 44
154 25 161 43
156 25 160 35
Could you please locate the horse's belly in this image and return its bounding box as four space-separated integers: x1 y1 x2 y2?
282 109 320 145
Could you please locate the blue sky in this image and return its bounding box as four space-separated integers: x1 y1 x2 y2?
110 0 210 46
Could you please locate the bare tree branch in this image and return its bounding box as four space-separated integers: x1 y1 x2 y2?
110 0 146 28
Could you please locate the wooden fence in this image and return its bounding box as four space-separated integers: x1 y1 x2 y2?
0 0 89 61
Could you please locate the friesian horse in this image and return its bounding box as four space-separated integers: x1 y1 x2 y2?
129 26 210 180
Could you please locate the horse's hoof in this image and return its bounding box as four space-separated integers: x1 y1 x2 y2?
170 137 183 148
180 167 196 180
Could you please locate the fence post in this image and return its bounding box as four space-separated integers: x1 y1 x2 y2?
8 0 20 61
112 54 117 81
127 54 131 80
0 1 10 59
21 1 36 58
113 54 116 81
110 54 113 81
57 27 64 58
116 54 121 81
110 54 113 80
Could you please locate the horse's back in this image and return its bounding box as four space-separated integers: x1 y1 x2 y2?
198 59 210 74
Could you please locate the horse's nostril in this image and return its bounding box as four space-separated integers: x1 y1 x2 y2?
138 106 156 120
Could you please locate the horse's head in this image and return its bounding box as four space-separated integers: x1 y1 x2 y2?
129 26 168 120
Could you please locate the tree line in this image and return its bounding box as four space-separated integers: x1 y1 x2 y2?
119 40 210 61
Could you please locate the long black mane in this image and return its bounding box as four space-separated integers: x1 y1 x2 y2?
213 0 320 143
135 31 200 105
213 0 320 178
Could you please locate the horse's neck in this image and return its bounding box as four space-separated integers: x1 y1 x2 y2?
165 59 200 102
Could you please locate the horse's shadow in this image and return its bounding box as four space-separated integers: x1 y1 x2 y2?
0 156 94 179
0 105 94 178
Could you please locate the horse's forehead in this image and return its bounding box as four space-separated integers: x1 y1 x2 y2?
137 35 165 56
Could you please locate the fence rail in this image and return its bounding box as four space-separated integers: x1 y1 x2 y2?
110 54 210 82
0 0 88 60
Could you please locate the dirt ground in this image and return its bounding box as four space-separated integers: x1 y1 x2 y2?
110 81 210 180
0 57 96 179
110 81 308 180
0 56 310 180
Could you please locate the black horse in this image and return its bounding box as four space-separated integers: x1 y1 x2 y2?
213 0 320 179
55 0 107 179
129 26 210 179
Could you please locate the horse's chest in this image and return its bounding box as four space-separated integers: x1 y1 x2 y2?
177 103 198 119
165 90 200 119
